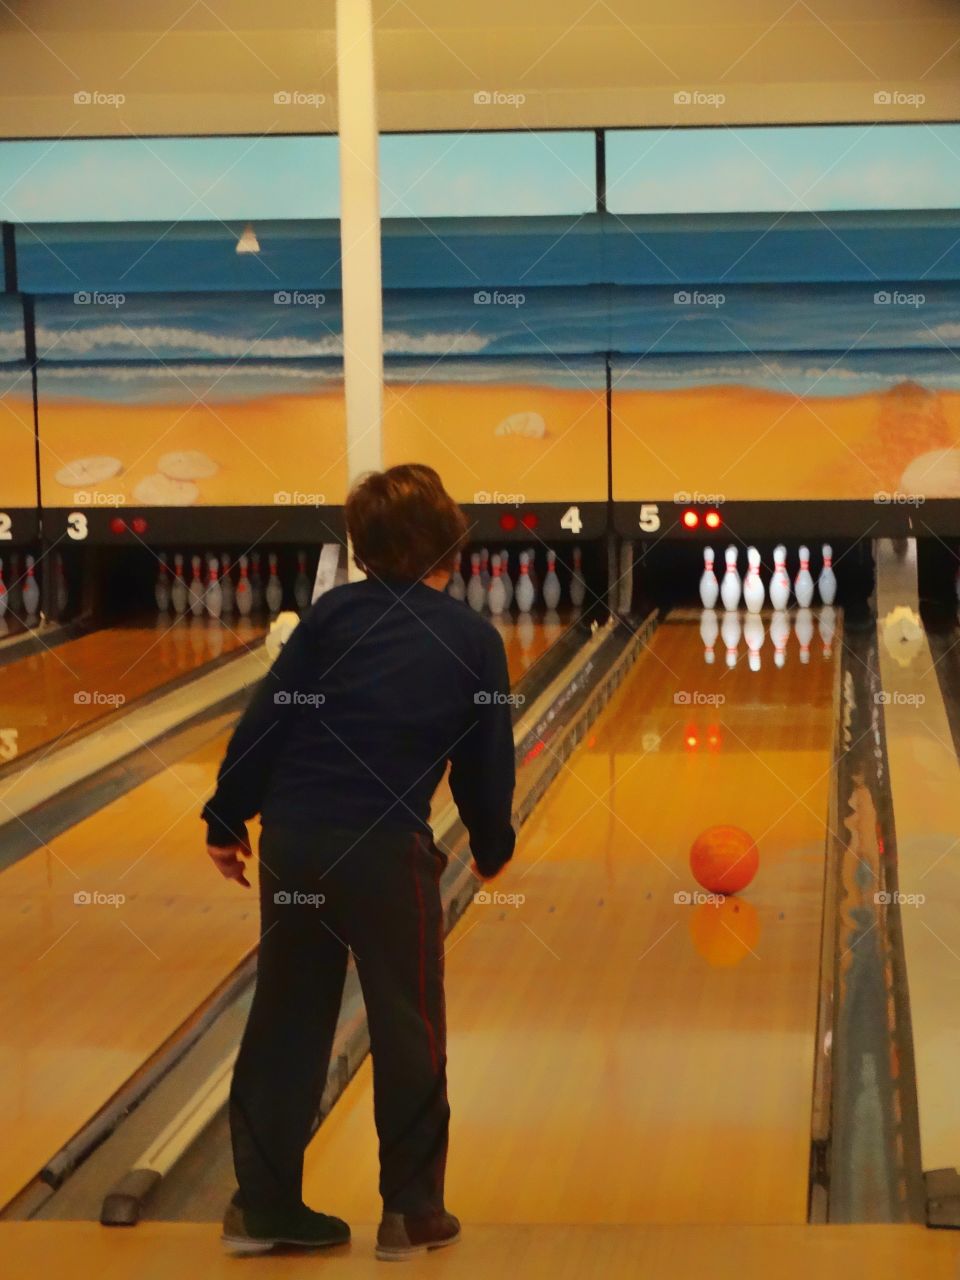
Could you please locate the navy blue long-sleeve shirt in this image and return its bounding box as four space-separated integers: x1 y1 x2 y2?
201 577 516 877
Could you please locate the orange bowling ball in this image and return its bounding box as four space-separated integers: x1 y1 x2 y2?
690 825 759 896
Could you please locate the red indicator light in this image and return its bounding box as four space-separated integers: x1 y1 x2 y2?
705 510 722 529
499 512 517 531
682 509 699 529
521 511 538 530
109 517 127 535
131 517 148 534
684 725 698 750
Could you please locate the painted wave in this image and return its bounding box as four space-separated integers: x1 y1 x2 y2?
611 350 960 397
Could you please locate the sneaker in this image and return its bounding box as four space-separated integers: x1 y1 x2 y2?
221 1199 350 1254
375 1210 461 1261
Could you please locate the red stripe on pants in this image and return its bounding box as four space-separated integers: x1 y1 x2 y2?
409 837 439 1073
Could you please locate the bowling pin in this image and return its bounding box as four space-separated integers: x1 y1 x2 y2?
743 613 764 672
171 553 188 615
500 549 513 609
699 547 719 609
448 551 466 602
188 555 205 616
543 548 561 610
206 556 223 620
236 554 253 617
220 554 235 616
250 552 264 612
570 546 585 608
479 548 490 591
700 607 719 664
795 607 814 664
721 610 741 668
154 553 170 612
515 551 535 614
720 545 741 611
294 551 311 611
743 547 764 614
266 552 283 615
526 547 539 595
794 545 814 608
0 557 7 618
818 544 837 605
22 554 40 617
769 545 791 611
770 610 790 669
487 553 507 615
466 553 485 612
819 604 837 659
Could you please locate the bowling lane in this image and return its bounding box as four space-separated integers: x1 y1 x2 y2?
0 619 554 1211
0 617 265 767
302 612 837 1224
496 610 567 679
0 721 260 1212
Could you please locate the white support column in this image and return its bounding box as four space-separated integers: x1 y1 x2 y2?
336 0 383 580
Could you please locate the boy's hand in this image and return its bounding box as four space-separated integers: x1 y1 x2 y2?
208 840 253 888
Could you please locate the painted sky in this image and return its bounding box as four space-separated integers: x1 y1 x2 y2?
605 125 960 214
0 125 957 221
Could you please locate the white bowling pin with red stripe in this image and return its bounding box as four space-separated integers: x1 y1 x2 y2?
466 553 485 612
720 546 741 611
743 548 764 614
515 552 535 614
794 545 814 608
699 547 719 609
487 554 507 615
769 545 790 611
818 544 837 605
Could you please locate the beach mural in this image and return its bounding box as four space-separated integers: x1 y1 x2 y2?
32 292 345 508
32 288 610 510
22 213 960 514
0 297 33 510
612 350 960 501
34 293 344 362
37 363 346 509
0 366 37 510
383 357 607 505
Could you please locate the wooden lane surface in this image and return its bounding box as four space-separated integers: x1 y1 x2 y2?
1 1222 958 1280
302 615 837 1224
0 626 550 1210
0 617 265 765
494 611 567 682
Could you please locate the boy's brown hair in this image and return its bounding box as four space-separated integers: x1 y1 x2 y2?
345 464 468 581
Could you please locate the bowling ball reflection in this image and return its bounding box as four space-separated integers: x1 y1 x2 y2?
688 897 761 967
690 824 759 895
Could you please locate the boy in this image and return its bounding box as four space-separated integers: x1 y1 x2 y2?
203 464 516 1259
